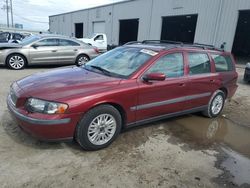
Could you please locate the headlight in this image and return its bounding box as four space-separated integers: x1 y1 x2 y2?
246 63 250 69
26 98 68 114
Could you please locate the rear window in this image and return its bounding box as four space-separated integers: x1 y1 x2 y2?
188 53 211 75
211 54 233 72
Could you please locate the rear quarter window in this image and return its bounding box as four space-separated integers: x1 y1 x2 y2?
211 54 234 72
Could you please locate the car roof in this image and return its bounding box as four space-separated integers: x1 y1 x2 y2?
36 34 74 39
124 40 226 53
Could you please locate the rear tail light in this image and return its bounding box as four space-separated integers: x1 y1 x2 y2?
94 47 99 54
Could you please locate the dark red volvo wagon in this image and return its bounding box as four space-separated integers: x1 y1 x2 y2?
7 41 238 150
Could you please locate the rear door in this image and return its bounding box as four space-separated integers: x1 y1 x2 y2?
184 51 219 109
136 52 188 121
29 38 61 64
57 39 81 64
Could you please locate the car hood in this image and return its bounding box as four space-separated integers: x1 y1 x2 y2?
0 43 22 50
80 38 92 43
16 66 121 101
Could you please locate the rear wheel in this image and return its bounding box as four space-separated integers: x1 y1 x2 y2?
75 105 122 150
76 54 89 66
6 54 26 70
203 90 225 118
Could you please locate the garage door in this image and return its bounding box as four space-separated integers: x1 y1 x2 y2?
93 22 105 33
232 10 250 57
161 14 198 43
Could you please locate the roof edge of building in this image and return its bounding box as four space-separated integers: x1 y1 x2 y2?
49 0 135 18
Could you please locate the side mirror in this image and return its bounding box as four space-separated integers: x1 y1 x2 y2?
143 73 166 82
31 44 39 48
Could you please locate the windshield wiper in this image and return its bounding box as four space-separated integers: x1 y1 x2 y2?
89 65 112 76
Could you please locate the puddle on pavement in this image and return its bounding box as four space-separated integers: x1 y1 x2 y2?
221 147 250 186
159 114 250 187
164 115 250 157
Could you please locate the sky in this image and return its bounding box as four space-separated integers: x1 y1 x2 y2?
0 0 124 31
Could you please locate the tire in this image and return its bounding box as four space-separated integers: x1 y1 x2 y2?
6 54 26 70
75 54 89 66
202 90 225 118
75 105 122 150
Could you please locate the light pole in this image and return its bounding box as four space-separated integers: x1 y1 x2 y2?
10 0 13 27
6 0 9 27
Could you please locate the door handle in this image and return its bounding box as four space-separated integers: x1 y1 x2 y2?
51 50 57 52
210 79 215 83
73 49 78 51
179 83 185 87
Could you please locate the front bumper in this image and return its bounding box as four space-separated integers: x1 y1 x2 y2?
244 68 250 82
7 95 79 141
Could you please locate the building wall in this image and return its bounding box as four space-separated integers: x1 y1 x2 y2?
49 0 250 51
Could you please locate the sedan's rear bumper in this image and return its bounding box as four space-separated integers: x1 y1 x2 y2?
7 95 79 141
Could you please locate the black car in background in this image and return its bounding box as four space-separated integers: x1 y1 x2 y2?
0 32 28 43
244 63 250 82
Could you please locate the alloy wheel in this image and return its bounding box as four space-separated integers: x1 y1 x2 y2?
9 55 25 69
87 114 117 145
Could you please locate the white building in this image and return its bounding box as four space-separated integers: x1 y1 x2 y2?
49 0 250 56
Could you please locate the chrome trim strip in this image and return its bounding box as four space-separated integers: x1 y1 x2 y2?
127 105 208 127
131 92 211 111
7 95 71 125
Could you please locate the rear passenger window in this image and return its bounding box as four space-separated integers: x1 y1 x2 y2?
211 54 233 72
188 53 211 75
147 53 184 78
59 39 80 46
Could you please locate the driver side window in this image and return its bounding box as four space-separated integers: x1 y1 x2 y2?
94 35 103 41
147 53 184 78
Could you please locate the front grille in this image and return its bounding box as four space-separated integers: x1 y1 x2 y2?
9 88 17 106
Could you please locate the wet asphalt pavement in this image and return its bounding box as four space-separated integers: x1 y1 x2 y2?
0 65 249 188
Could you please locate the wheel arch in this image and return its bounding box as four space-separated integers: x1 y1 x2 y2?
5 52 28 66
84 102 127 129
219 87 228 98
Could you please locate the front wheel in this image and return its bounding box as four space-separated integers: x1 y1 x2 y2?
6 54 26 70
75 105 122 150
203 90 225 118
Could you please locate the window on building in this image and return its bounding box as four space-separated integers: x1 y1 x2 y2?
188 53 211 75
147 53 184 78
211 54 233 72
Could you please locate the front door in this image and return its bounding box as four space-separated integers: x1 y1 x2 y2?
29 38 61 64
135 52 188 121
92 34 105 50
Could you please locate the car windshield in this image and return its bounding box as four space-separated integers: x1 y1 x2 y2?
20 35 40 45
84 47 154 78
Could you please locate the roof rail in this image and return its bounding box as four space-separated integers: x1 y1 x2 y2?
192 43 224 51
124 41 142 45
193 43 214 48
124 40 224 51
142 40 183 45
